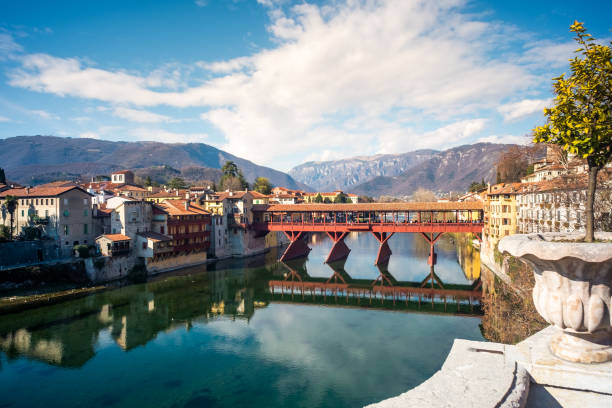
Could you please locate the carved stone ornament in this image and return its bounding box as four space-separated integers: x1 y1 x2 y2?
499 232 612 363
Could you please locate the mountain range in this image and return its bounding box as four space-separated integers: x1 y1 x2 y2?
1 136 520 197
289 143 518 196
0 136 307 189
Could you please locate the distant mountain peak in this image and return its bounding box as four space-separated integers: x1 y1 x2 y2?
289 143 517 196
0 135 309 190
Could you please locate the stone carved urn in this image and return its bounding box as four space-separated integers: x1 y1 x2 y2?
499 232 612 364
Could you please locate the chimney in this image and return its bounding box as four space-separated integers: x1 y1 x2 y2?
26 187 30 194
186 192 190 200
229 191 233 197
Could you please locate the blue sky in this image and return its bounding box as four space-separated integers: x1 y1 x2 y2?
0 0 610 171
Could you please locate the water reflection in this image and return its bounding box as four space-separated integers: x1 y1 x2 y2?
0 233 484 408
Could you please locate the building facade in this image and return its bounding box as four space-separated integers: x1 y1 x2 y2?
0 186 95 256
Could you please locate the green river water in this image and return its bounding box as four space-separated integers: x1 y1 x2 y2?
0 232 484 408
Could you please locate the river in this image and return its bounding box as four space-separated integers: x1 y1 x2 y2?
0 232 483 408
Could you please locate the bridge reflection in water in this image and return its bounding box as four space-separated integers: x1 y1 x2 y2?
269 257 482 316
0 236 482 369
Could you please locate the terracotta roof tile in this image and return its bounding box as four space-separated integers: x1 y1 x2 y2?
159 199 211 216
0 185 92 198
255 202 483 212
98 234 131 242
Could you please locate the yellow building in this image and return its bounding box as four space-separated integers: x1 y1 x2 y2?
145 190 187 204
303 191 359 203
484 183 522 249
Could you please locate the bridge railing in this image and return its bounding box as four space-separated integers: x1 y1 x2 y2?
263 220 485 226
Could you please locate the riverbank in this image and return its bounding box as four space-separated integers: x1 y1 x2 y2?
0 285 107 315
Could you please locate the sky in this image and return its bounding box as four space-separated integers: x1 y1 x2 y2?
0 0 610 172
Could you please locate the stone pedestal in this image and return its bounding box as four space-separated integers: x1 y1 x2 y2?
499 232 612 364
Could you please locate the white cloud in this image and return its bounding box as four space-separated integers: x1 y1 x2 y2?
6 0 570 168
79 131 100 139
30 109 59 120
194 0 207 7
0 32 22 57
130 128 208 144
112 107 172 123
520 41 578 68
477 134 531 145
196 56 253 74
497 98 551 121
0 115 10 122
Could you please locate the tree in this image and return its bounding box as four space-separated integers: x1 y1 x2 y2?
168 177 187 190
253 177 272 194
220 176 243 191
313 193 323 203
358 195 374 203
468 180 487 192
4 195 17 240
411 188 436 202
496 146 531 183
144 176 152 187
333 192 348 203
222 161 239 178
219 161 249 190
0 168 5 184
533 22 612 242
323 197 332 203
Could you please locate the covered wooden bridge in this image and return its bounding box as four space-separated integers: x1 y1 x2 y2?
252 202 484 264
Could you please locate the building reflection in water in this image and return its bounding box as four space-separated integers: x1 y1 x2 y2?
0 234 482 369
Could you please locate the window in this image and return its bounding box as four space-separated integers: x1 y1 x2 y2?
84 209 88 217
45 199 49 205
50 199 54 205
64 198 69 205
45 210 49 217
64 225 69 235
84 224 88 234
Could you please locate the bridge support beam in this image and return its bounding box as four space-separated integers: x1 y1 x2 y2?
325 232 351 263
280 231 311 262
419 232 444 266
372 232 394 265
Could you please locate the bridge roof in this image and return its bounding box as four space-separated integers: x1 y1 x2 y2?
253 202 483 212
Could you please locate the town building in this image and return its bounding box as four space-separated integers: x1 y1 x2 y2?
303 191 359 203
250 191 270 205
113 184 149 200
92 205 112 237
111 170 135 185
158 199 211 257
110 200 154 239
96 234 131 257
146 189 188 204
0 185 95 256
483 183 521 251
516 173 612 235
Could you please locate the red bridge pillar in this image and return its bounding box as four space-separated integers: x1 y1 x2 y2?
325 231 351 263
280 231 311 262
420 232 443 266
372 232 394 265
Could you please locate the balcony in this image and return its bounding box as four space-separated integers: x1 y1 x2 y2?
109 248 130 257
32 216 50 225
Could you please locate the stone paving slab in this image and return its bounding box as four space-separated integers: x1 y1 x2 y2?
513 326 612 395
365 339 529 408
526 384 612 408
